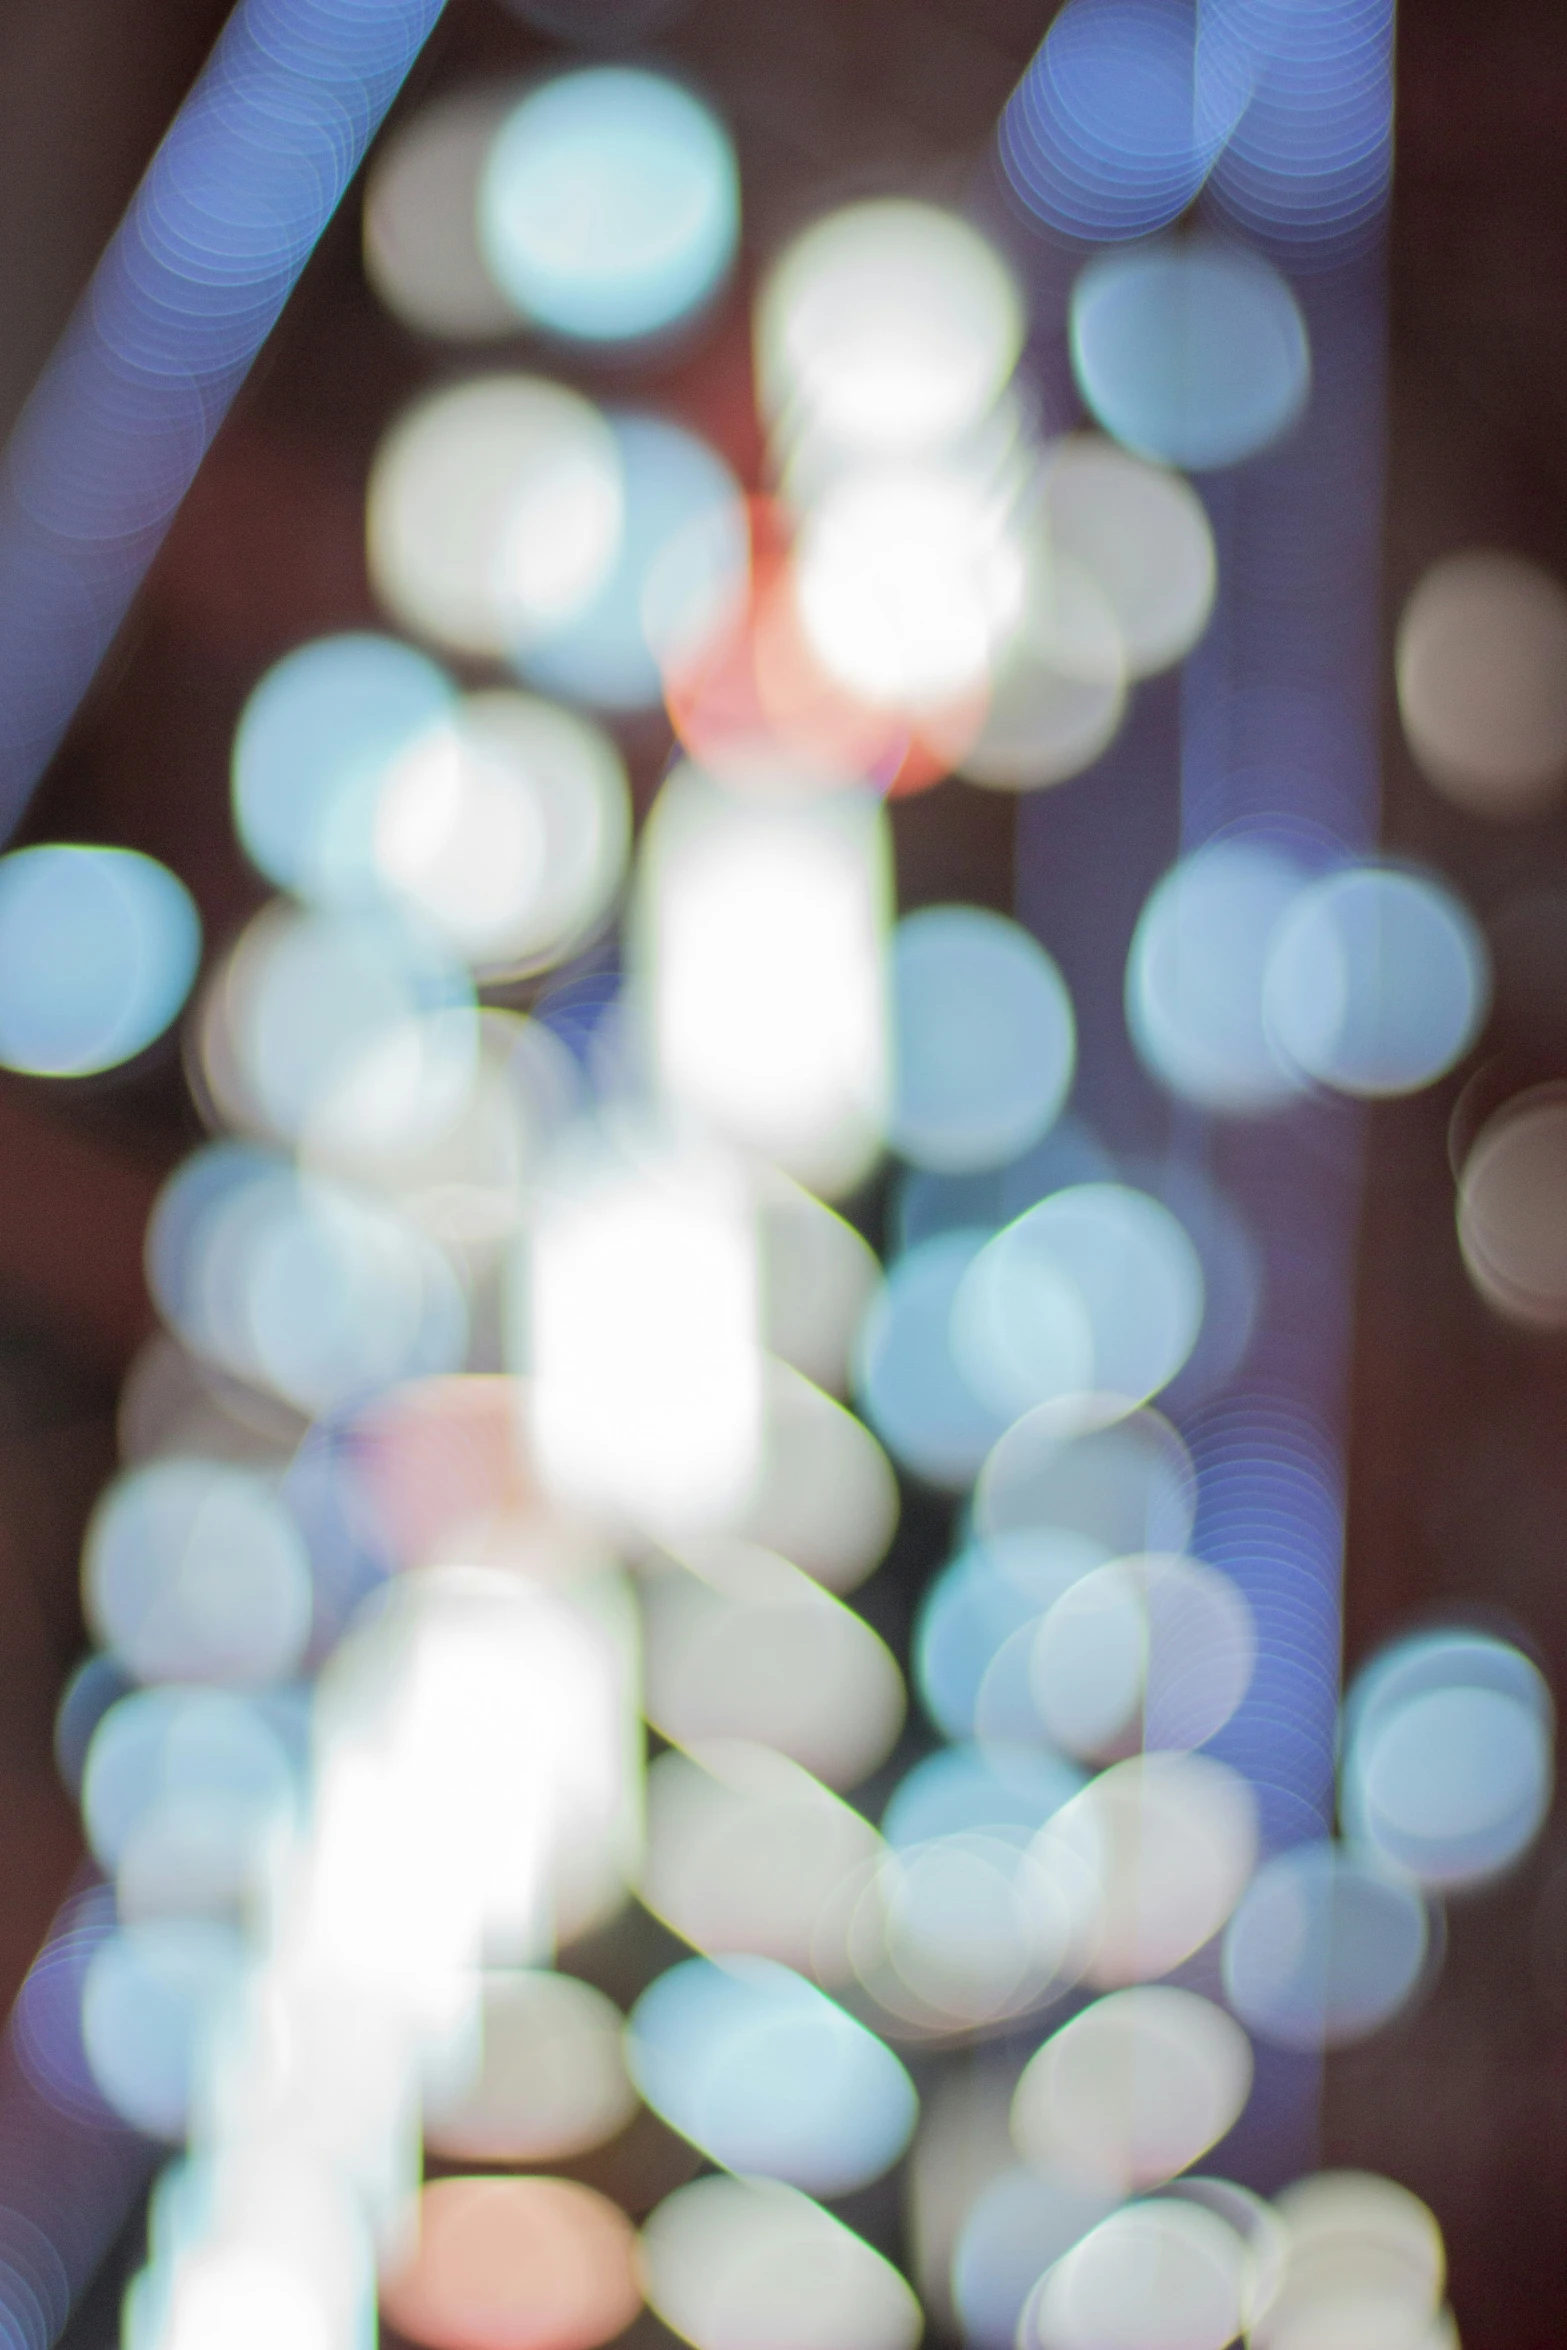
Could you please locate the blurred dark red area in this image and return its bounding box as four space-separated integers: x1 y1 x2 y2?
0 0 1563 2340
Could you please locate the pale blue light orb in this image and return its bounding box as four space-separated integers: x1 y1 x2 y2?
1264 864 1490 1098
480 69 739 344
1222 1841 1431 2050
953 2170 1119 2350
84 1459 313 1689
889 907 1076 1175
1342 1632 1554 1890
627 1957 916 2195
232 634 455 904
522 413 745 710
882 1744 1084 1850
0 846 199 1077
914 1529 1109 1741
81 1918 245 2140
1127 840 1306 1113
853 1231 1007 1488
1071 239 1310 471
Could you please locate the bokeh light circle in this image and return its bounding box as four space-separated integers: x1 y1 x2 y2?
232 634 456 906
84 1457 312 1688
853 1231 1007 1489
374 691 630 974
1027 1552 1254 1759
523 414 746 712
1458 1085 1567 1327
1042 1751 1258 1985
1023 2199 1249 2350
424 1972 636 2165
1222 1842 1432 2050
367 378 623 659
641 2175 922 2350
1341 1631 1553 1890
976 1407 1197 1558
363 88 519 340
955 1183 1204 1420
479 69 739 343
1264 866 1489 1098
1033 437 1216 677
1012 1985 1253 2193
1071 240 1310 471
0 846 199 1077
951 2171 1118 2350
1397 551 1567 817
889 907 1075 1173
381 2176 640 2350
758 201 1023 455
81 1917 245 2139
1127 840 1306 1112
915 1528 1111 1743
627 1956 916 2194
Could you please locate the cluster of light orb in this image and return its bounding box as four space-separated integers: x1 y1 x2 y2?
0 20 1552 2350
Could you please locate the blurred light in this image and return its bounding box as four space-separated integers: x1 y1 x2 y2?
1341 1631 1553 1889
642 1541 904 1790
757 201 1023 457
853 1231 1008 1489
889 908 1075 1174
1023 2199 1249 2350
641 2175 922 2350
523 413 747 712
1262 2172 1448 2350
55 1651 133 1798
1012 1985 1252 2193
1458 1086 1567 1327
82 1683 295 1883
149 1146 469 1418
424 1971 636 2164
999 0 1246 244
1205 0 1394 251
955 1183 1205 1421
525 1137 760 1540
1028 1552 1254 1759
479 69 738 344
0 845 199 1077
853 1829 1095 2032
1043 1751 1258 1984
1396 551 1567 818
84 1458 312 1689
957 599 1127 792
1071 240 1310 472
381 2177 641 2350
975 1408 1198 1559
199 902 478 1176
727 1359 899 1594
794 467 1024 712
232 634 456 906
81 1918 245 2140
363 87 519 340
758 1174 880 1397
882 1745 1085 1850
628 1956 916 2194
1127 840 1307 1112
639 1741 882 1983
375 691 630 975
1222 1842 1431 2050
11 1883 124 2124
0 0 452 836
1032 436 1216 677
639 768 889 1196
367 378 623 659
1264 866 1488 1098
915 1529 1111 1742
952 2171 1118 2350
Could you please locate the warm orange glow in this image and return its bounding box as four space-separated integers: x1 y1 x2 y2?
382 2177 641 2350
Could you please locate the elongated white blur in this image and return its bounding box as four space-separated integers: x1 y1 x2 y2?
638 764 890 1196
524 1133 763 1539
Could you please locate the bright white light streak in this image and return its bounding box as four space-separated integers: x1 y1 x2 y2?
638 764 890 1196
524 1132 764 1539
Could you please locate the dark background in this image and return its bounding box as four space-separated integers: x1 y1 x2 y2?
0 0 1563 2339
